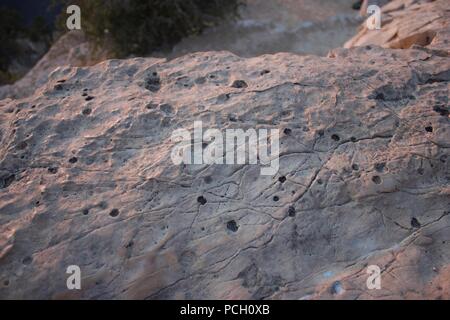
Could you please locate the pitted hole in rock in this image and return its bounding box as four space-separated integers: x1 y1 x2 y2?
440 155 448 163
68 157 78 164
425 126 433 133
317 178 323 185
3 279 9 287
372 175 382 184
350 136 357 142
418 168 425 175
231 80 248 89
48 167 58 174
411 217 421 229
195 77 206 85
433 105 449 117
317 130 324 137
204 176 212 184
145 72 161 92
17 141 28 150
22 256 33 265
260 70 270 76
278 176 286 183
228 114 237 122
283 128 292 136
288 206 296 217
99 201 108 210
0 174 15 189
146 102 158 110
160 103 174 115
226 220 239 232
202 142 208 149
273 196 279 202
82 92 88 97
331 134 340 142
82 208 89 216
330 281 344 295
197 196 207 205
82 108 92 115
85 96 95 102
352 164 359 171
109 208 120 218
125 241 134 249
375 163 386 173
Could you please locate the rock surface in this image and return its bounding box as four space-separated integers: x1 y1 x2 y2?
346 0 450 50
0 2 449 300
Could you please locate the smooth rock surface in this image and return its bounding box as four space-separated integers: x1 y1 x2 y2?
0 2 449 300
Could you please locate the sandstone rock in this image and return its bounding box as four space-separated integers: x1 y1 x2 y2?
0 2 449 300
345 0 450 51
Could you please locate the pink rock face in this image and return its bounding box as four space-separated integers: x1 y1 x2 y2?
0 0 449 300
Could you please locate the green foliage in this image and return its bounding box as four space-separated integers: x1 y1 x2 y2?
57 0 240 57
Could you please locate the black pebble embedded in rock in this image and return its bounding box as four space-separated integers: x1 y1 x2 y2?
227 220 239 232
411 217 421 228
197 196 207 205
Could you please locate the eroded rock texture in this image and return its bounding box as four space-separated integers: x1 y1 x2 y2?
346 0 450 50
0 3 449 300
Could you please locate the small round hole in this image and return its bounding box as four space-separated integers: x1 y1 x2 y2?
372 176 382 184
109 208 119 217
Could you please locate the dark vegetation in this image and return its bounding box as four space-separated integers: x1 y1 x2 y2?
55 0 241 57
0 0 240 85
0 6 52 84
